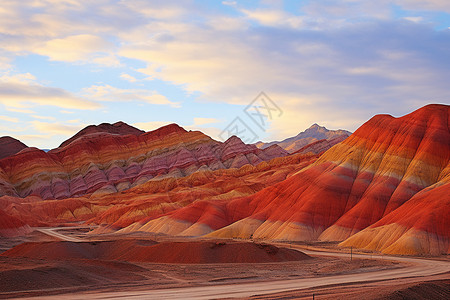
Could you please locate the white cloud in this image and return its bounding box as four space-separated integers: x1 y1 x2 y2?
0 115 19 122
240 8 304 28
32 115 56 120
0 73 101 110
82 84 181 108
34 34 114 63
132 121 173 132
192 118 220 126
5 107 36 114
222 1 237 6
120 73 138 83
30 120 85 136
403 16 424 22
0 0 449 143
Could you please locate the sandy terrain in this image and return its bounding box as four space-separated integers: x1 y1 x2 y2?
0 227 448 299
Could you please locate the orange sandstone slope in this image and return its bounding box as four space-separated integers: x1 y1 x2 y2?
0 123 288 200
123 104 449 255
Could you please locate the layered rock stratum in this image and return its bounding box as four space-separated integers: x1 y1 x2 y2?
1 104 448 256
0 123 287 200
121 104 449 255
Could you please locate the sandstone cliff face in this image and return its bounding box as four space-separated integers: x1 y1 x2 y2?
0 123 288 200
125 104 449 255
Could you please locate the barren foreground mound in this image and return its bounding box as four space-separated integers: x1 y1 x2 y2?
1 239 310 264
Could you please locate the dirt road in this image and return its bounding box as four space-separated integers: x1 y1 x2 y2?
35 227 84 242
24 228 450 300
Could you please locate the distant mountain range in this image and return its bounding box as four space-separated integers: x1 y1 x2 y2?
255 124 351 153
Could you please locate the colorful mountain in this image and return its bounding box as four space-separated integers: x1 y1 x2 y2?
59 121 144 148
0 123 288 200
121 104 449 255
255 124 351 153
0 136 27 160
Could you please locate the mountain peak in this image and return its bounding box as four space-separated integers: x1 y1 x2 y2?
59 121 144 148
308 123 321 129
142 123 187 139
0 136 28 160
257 124 351 153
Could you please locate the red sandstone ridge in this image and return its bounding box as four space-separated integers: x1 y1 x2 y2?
59 121 144 148
123 104 449 255
0 136 27 160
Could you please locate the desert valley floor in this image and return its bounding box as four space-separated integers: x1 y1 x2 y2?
0 226 448 299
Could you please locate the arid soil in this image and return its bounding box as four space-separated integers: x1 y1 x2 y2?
246 275 450 299
0 230 402 299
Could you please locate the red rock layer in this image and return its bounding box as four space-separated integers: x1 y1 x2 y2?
0 152 316 230
0 209 32 237
125 104 449 255
0 137 27 160
0 123 288 200
293 135 348 155
90 152 317 233
1 240 310 263
340 180 450 255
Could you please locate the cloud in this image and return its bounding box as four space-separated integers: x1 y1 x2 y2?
120 73 138 83
397 0 450 13
32 115 56 120
0 73 102 110
119 13 450 137
5 107 36 114
240 8 304 28
0 0 449 143
403 16 424 22
82 84 181 108
222 1 237 6
132 121 173 132
192 118 221 126
30 120 85 136
34 34 115 64
0 115 19 122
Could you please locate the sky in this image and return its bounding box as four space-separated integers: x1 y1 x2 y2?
0 0 449 149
